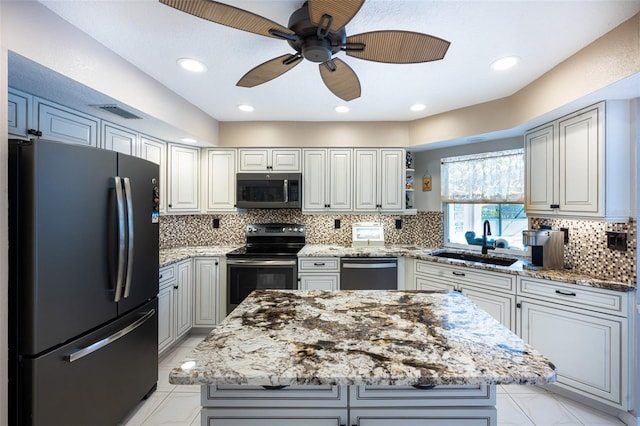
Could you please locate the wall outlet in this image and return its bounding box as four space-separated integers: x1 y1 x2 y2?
213 218 220 229
606 231 627 251
395 219 402 230
334 219 341 229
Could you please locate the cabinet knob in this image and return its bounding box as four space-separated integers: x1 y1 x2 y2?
452 271 465 277
550 204 560 209
173 285 179 290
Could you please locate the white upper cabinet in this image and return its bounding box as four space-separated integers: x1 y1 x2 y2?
525 101 631 221
238 148 301 172
206 149 237 212
35 97 100 147
167 143 200 213
8 88 32 138
140 135 167 213
302 149 352 212
354 148 404 212
102 123 138 156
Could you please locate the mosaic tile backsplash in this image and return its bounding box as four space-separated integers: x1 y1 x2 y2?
160 211 636 285
160 211 442 249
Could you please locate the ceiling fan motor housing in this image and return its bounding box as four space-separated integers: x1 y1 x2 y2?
287 2 346 63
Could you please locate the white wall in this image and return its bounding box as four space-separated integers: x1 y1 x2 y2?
411 137 525 212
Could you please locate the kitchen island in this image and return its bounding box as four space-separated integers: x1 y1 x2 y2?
170 290 556 425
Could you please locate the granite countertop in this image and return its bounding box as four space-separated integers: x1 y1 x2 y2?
169 290 557 387
160 245 241 267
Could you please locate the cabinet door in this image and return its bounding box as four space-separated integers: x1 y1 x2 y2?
102 123 138 155
238 149 269 171
355 149 378 210
140 135 167 213
519 299 625 408
158 282 176 354
558 106 601 214
36 99 99 147
329 149 352 210
271 149 301 171
460 285 516 333
525 123 556 213
168 144 200 212
303 149 328 211
380 149 403 211
194 258 220 327
207 149 237 211
8 88 31 137
175 261 193 339
299 274 339 290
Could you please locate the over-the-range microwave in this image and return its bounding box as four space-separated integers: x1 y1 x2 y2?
236 172 302 209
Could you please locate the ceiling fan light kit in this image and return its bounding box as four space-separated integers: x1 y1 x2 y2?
160 0 450 101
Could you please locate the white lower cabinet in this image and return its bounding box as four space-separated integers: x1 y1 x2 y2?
414 260 517 333
200 384 496 425
158 259 193 355
517 276 630 410
194 257 221 327
298 257 340 290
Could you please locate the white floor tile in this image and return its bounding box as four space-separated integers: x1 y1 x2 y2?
157 366 177 393
556 394 625 425
509 392 583 425
120 391 170 426
140 392 201 426
497 394 535 426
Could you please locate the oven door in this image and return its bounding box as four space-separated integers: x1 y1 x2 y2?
226 259 298 314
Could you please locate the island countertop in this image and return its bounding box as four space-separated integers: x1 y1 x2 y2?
170 290 556 387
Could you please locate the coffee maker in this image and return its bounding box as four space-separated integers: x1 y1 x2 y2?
522 229 564 269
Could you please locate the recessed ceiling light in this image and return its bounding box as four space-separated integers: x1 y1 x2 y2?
180 137 198 144
490 56 519 71
335 106 350 113
238 104 255 112
410 103 426 112
176 58 207 73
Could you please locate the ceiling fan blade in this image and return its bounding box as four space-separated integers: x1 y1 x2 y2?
159 0 295 40
319 58 361 101
345 30 450 63
237 54 303 88
308 0 365 33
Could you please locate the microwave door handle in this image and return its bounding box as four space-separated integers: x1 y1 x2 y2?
284 179 288 203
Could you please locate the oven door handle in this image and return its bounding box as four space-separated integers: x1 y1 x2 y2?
227 259 298 266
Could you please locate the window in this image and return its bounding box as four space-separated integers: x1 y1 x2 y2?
441 149 527 252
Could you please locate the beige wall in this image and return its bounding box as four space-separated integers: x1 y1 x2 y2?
219 121 410 147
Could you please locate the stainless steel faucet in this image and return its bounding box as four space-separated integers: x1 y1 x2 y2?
482 220 495 255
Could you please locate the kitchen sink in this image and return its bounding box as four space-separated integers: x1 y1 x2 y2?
430 250 518 267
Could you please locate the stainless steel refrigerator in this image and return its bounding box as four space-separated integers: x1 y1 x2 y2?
9 139 160 425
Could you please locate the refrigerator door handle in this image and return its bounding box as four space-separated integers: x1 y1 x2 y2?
64 309 156 363
122 177 134 299
113 177 127 302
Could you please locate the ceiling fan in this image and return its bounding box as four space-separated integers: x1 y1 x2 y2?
160 0 450 101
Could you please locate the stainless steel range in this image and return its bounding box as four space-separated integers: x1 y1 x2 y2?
226 223 306 314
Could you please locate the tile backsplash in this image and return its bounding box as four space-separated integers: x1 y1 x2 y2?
529 217 636 285
160 211 636 285
160 211 442 249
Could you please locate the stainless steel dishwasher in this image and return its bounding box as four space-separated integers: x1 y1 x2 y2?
340 258 398 290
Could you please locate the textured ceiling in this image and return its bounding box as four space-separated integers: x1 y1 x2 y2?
33 0 640 123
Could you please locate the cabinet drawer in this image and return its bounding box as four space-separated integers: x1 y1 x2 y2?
518 277 628 316
350 384 495 407
159 265 175 285
299 257 340 272
203 384 346 408
350 407 497 425
202 408 348 425
415 261 515 293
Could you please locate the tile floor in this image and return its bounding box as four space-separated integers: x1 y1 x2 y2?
121 334 626 426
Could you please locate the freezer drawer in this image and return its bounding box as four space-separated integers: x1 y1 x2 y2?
17 300 158 426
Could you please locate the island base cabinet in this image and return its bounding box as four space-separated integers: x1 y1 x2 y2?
201 408 348 426
349 407 497 425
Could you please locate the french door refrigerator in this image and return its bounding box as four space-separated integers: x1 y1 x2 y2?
9 139 160 426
